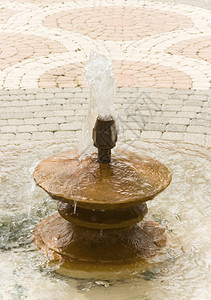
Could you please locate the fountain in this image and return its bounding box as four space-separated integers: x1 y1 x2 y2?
33 53 172 271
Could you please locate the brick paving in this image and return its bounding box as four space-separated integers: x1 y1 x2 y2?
0 87 210 147
0 0 210 148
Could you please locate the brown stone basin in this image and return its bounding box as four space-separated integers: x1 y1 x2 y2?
57 201 148 229
34 148 171 266
33 150 172 210
34 213 166 264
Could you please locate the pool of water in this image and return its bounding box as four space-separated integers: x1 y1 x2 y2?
0 140 210 300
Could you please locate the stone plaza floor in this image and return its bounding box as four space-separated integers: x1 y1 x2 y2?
0 0 210 148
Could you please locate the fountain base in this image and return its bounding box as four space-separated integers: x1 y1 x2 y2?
33 149 171 271
34 213 166 264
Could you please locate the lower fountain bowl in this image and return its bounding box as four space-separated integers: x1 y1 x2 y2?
34 213 166 265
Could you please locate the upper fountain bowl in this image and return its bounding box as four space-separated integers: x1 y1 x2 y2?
33 149 172 210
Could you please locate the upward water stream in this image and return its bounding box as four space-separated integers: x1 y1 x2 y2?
0 140 210 300
80 53 117 156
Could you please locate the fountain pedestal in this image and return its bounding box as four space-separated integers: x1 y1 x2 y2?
33 150 171 264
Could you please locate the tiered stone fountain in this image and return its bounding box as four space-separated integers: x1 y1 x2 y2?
33 53 172 268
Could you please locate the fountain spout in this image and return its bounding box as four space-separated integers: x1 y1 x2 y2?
93 116 117 163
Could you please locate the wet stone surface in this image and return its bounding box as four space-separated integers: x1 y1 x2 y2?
34 213 166 264
33 150 172 209
57 201 148 229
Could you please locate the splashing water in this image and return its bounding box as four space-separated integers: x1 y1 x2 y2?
85 52 116 119
73 201 77 215
80 53 117 156
0 140 210 299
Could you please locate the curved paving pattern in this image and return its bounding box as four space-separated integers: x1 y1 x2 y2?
39 62 86 88
0 9 18 24
114 61 192 89
42 7 194 41
0 33 67 71
39 61 192 89
0 0 210 149
168 36 211 63
0 1 210 89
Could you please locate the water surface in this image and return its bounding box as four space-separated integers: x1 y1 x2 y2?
0 140 210 300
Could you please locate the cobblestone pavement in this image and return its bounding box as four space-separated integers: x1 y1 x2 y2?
0 0 210 148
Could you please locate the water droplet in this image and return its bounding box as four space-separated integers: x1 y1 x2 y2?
73 201 77 215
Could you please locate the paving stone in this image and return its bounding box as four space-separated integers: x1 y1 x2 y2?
203 102 209 107
28 100 47 106
54 131 78 139
161 111 177 117
188 94 208 101
162 105 183 111
169 117 190 125
184 133 206 146
165 99 184 105
50 98 68 105
63 104 83 110
205 135 211 148
190 119 209 126
55 92 76 99
72 92 85 98
0 140 10 145
183 100 204 106
7 119 25 125
169 94 188 100
15 133 32 140
206 128 211 135
44 117 66 124
54 110 75 117
176 111 196 118
150 116 171 124
17 125 37 133
202 107 211 113
0 133 16 140
60 122 82 131
141 131 162 139
144 123 166 131
35 111 55 117
166 124 188 132
0 95 18 101
124 130 141 139
65 116 84 123
162 132 184 141
36 93 54 99
1 126 17 133
124 122 143 130
187 125 208 134
194 90 211 95
24 118 46 125
0 120 8 125
195 112 208 120
38 124 59 132
181 106 202 112
32 131 54 140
